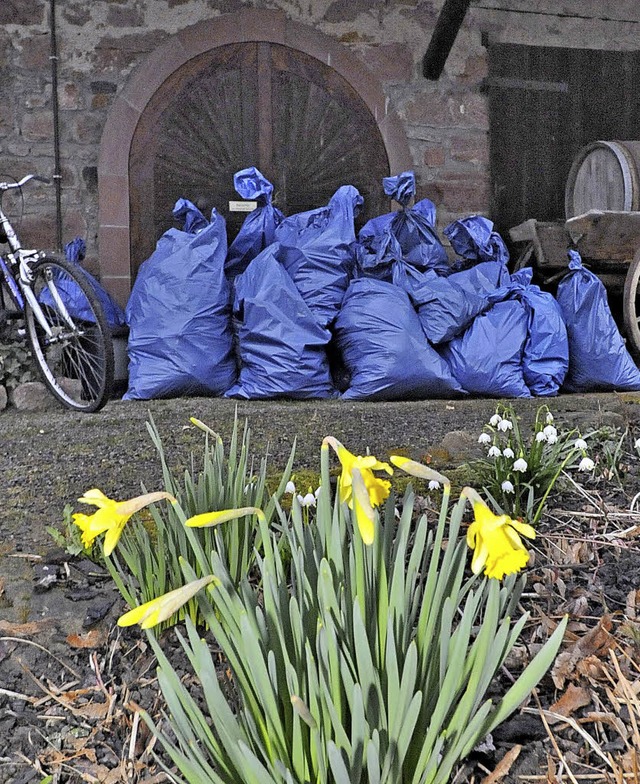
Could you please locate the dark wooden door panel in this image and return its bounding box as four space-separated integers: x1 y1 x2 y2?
270 45 388 223
129 42 389 276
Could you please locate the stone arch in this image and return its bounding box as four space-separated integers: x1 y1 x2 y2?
97 9 412 305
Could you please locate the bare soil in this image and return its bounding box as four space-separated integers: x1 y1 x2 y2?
1 393 640 783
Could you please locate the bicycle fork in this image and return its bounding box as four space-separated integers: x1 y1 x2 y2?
22 268 79 342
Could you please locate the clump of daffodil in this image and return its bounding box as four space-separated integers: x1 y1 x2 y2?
142 438 568 784
118 573 218 629
462 486 535 580
322 436 393 508
72 489 175 556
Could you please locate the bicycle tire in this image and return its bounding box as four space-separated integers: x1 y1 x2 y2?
24 255 114 412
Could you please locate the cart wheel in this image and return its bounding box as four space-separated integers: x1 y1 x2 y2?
623 247 640 360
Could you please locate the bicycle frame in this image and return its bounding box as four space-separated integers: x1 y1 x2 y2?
0 176 63 337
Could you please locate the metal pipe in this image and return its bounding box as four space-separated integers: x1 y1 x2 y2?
49 0 63 252
422 0 472 80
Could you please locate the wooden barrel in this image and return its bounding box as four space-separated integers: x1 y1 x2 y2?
565 140 640 218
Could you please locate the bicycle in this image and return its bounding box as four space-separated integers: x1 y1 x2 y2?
0 174 114 412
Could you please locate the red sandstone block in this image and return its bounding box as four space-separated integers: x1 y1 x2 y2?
423 146 446 167
19 34 50 70
21 111 53 141
0 0 44 26
107 5 144 27
356 43 415 83
449 135 489 166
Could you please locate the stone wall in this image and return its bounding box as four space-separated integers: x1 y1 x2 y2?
1 0 638 285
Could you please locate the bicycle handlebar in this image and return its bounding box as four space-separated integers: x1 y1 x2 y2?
0 174 50 191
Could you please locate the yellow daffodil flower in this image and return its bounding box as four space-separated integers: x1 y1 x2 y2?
184 506 266 528
351 468 376 545
463 487 535 581
117 574 217 629
323 436 392 510
390 455 450 488
72 489 175 556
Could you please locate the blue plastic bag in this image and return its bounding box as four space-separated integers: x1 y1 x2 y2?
273 185 362 329
172 198 209 234
359 171 450 276
226 246 336 399
441 298 531 398
556 251 640 392
124 207 236 399
355 231 404 281
510 268 568 396
397 260 510 345
38 238 127 329
403 270 488 345
334 277 465 400
225 167 284 279
444 215 509 267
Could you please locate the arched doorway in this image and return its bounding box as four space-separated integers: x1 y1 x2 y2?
98 10 412 304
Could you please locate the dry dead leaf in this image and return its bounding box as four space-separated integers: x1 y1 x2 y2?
551 615 614 689
576 654 611 683
0 618 56 636
75 701 110 721
480 744 522 783
66 629 106 649
548 683 592 723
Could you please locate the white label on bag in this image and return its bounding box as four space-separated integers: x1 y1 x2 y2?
229 201 258 212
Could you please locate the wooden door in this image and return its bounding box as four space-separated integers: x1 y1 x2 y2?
129 42 390 274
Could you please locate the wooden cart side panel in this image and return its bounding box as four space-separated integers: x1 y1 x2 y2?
566 210 640 260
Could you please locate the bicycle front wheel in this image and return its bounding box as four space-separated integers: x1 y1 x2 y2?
25 255 114 412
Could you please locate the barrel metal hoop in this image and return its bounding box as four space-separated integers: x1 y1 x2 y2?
603 141 634 212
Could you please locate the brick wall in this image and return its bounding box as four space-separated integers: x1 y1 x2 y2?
1 0 637 285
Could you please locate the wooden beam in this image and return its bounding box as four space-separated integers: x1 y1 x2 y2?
422 0 472 80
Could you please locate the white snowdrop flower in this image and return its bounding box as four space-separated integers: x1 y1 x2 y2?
302 492 316 507
501 480 515 493
296 494 305 506
579 457 595 472
543 425 557 440
535 431 547 443
503 447 514 459
574 438 587 451
546 433 558 445
497 419 513 432
546 412 554 424
314 487 321 498
488 446 502 458
513 458 528 472
489 414 502 427
478 433 491 445
428 479 441 491
634 437 640 451
285 480 296 495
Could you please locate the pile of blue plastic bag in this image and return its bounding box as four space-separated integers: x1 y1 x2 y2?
122 167 640 400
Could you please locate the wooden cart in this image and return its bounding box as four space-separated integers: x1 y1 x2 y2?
509 210 640 356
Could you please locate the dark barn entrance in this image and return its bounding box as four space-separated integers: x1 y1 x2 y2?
129 42 391 275
98 10 412 304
